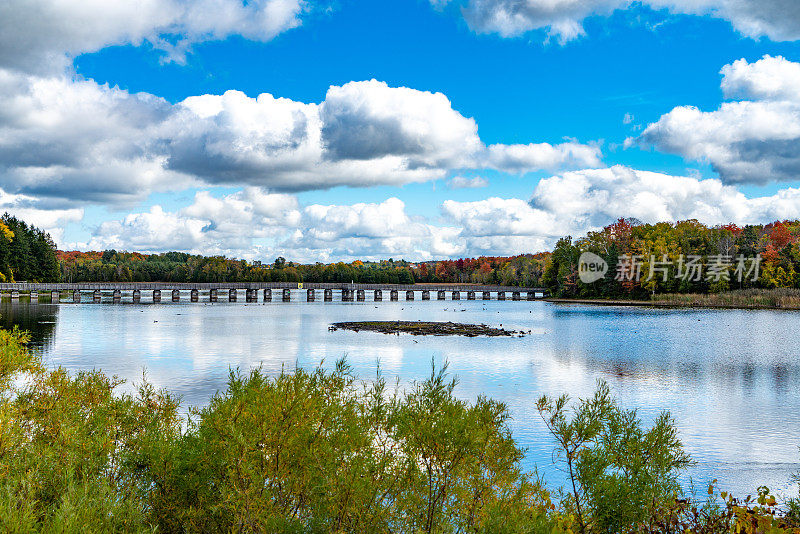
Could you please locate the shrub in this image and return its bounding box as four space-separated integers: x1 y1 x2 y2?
1 325 798 533
537 381 693 533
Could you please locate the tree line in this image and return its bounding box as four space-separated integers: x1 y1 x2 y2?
544 218 800 298
58 250 550 286
58 252 419 284
0 214 59 283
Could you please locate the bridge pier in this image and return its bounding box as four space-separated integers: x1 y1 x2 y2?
512 291 520 301
263 289 272 302
374 289 382 301
11 290 18 299
153 289 161 303
452 291 460 300
422 290 430 300
191 289 199 302
307 288 315 302
467 291 475 300
51 290 60 302
527 291 535 301
133 289 141 302
246 289 257 302
390 289 398 301
483 291 491 300
30 291 38 302
282 288 291 302
406 290 414 301
437 290 445 300
93 290 102 303
228 289 237 302
172 289 180 302
113 289 121 303
324 289 332 302
342 289 353 302
497 291 505 301
73 290 81 303
357 289 365 301
209 289 218 302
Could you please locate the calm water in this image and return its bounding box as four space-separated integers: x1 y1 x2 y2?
4 295 800 497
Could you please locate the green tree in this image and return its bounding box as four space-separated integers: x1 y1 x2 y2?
537 381 692 534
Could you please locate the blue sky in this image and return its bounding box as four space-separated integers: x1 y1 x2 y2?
3 0 800 261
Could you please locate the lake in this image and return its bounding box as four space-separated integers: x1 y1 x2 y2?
4 294 800 498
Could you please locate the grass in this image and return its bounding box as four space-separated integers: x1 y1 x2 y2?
654 288 800 309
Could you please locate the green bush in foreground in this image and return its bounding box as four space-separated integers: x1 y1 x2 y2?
0 328 798 533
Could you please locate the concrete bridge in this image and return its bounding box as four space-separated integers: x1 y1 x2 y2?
0 282 548 303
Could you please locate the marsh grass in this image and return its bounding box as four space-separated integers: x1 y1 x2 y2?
655 288 800 309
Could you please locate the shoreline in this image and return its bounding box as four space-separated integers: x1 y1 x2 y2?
545 297 800 311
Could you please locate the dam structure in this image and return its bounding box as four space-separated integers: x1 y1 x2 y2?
0 283 549 303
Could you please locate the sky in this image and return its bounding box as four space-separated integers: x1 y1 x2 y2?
2 0 800 262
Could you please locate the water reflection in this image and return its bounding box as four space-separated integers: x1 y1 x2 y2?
0 300 59 348
1 299 799 498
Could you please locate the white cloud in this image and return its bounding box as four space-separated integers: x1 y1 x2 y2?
528 165 795 226
83 187 300 256
481 141 602 172
720 55 800 102
447 175 489 188
637 55 800 184
286 198 465 261
0 188 83 245
83 195 464 261
0 69 191 205
0 71 602 204
83 188 300 255
76 166 800 260
320 80 482 166
0 0 306 74
434 0 800 43
440 165 800 254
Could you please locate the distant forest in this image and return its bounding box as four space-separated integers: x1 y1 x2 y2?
7 213 800 293
58 250 549 287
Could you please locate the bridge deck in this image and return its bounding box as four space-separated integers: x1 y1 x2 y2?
0 282 546 292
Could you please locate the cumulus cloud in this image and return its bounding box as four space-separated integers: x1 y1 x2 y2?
719 55 800 102
528 165 800 227
440 165 800 255
0 0 306 74
83 194 464 261
0 188 83 245
320 80 482 166
79 165 800 260
636 55 800 185
83 188 300 255
285 197 465 261
434 0 800 43
0 71 602 204
0 70 192 205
